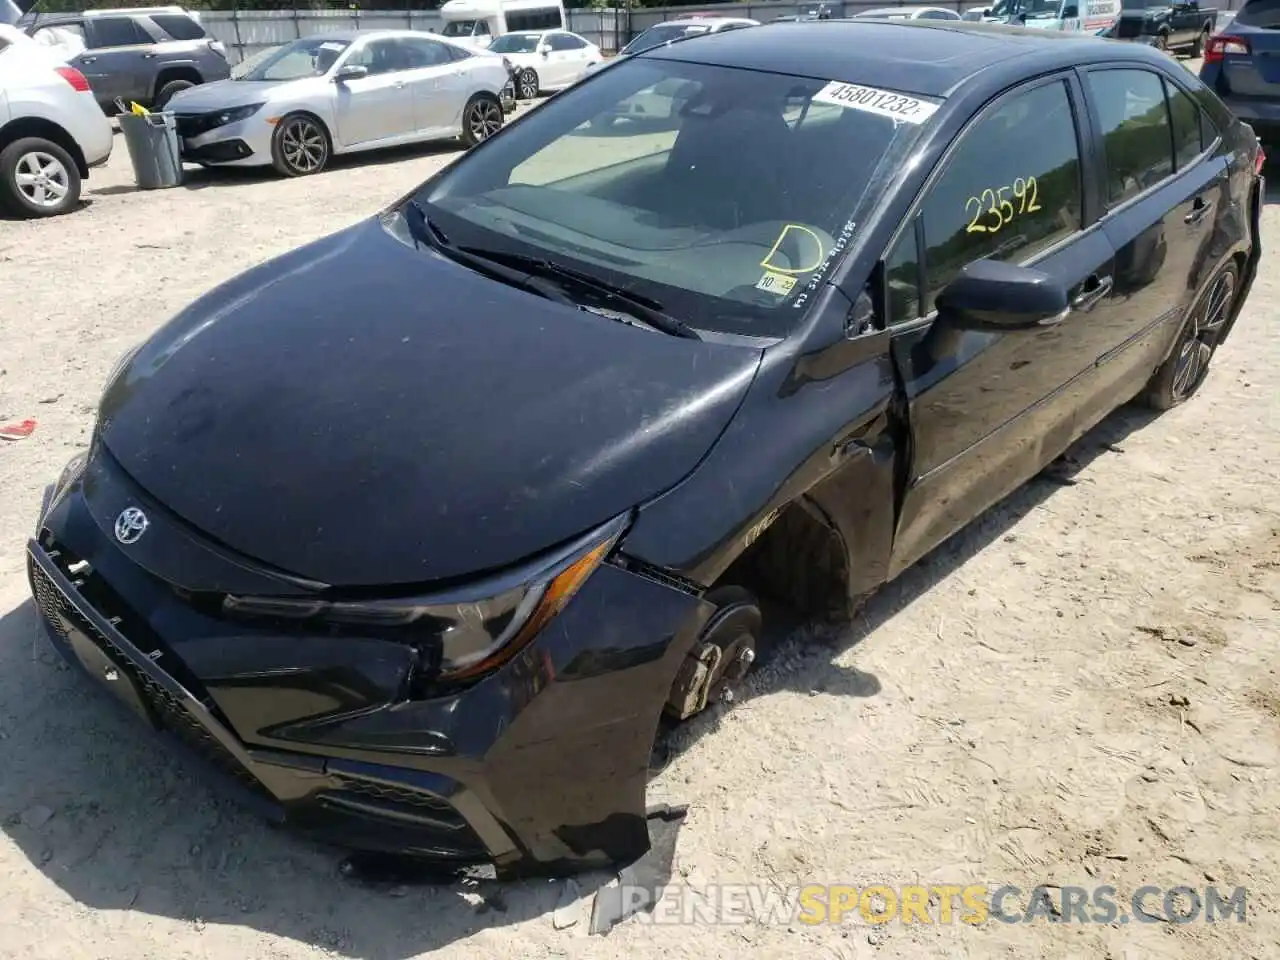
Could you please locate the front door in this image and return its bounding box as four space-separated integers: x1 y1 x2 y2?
80 16 160 105
333 39 417 147
884 74 1122 577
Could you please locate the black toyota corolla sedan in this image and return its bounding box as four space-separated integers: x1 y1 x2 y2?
28 20 1262 878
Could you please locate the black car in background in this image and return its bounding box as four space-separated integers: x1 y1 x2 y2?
1113 0 1219 54
28 21 1261 878
1200 0 1280 144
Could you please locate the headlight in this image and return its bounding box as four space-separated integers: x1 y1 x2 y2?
221 514 629 683
212 103 264 128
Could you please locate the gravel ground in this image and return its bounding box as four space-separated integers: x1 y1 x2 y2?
1 77 1279 960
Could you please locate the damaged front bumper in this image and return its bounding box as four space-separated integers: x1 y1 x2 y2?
27 455 714 878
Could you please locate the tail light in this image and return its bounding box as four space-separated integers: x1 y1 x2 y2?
1204 34 1249 64
54 66 91 93
210 40 228 59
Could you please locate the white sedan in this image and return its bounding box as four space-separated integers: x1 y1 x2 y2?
485 30 601 99
167 30 509 177
0 23 113 217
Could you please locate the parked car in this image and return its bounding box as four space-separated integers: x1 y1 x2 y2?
1112 0 1219 54
439 0 568 50
771 2 837 21
615 16 759 57
28 19 1261 878
19 6 230 111
486 29 600 98
1200 0 1280 145
165 31 508 177
856 6 963 20
963 0 1122 32
0 23 112 217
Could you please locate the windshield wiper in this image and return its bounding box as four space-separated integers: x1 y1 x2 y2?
454 244 701 340
402 200 578 308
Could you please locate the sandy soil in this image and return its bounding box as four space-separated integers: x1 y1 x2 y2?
1 85 1279 960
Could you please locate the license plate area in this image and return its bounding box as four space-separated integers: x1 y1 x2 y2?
65 621 158 728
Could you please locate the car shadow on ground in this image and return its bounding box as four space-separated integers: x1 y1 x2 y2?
0 400 1159 957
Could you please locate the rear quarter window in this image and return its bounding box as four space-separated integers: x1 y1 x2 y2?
148 14 207 41
1234 0 1280 27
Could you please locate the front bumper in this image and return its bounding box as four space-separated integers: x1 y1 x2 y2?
27 452 712 877
173 112 274 168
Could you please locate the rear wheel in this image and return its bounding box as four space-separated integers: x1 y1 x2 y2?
0 137 81 218
1155 30 1170 53
270 113 330 177
664 586 761 722
1139 261 1238 410
1191 26 1210 58
154 79 195 109
460 94 503 147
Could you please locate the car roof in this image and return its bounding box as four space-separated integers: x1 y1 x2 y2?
644 19 1166 98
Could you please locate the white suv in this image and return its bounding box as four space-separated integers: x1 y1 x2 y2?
0 23 113 218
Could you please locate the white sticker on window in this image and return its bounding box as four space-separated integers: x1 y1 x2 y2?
756 271 797 296
811 82 940 124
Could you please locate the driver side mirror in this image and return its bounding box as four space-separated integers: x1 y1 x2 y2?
538 42 551 55
333 63 368 82
935 259 1069 332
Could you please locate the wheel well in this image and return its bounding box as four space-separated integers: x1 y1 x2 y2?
153 67 202 98
277 111 333 146
0 117 87 177
713 499 852 624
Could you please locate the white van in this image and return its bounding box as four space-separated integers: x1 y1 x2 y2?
439 0 567 49
963 0 1120 33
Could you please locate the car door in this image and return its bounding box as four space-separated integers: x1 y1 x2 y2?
883 74 1123 578
332 38 417 147
1072 66 1227 426
396 37 469 134
80 16 159 104
546 33 591 86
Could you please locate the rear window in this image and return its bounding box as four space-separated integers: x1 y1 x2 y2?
148 13 207 41
417 59 936 337
622 23 709 54
1234 0 1280 27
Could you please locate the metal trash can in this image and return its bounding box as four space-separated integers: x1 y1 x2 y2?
118 111 183 190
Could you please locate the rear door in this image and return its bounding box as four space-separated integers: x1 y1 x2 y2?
81 16 160 104
396 36 469 134
884 73 1121 577
546 32 591 86
1071 65 1227 425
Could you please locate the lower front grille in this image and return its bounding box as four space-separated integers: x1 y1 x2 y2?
317 775 488 860
28 552 274 803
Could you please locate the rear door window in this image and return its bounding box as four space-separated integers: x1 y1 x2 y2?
148 14 207 41
1086 68 1175 205
1164 78 1206 170
1234 0 1280 26
908 78 1084 316
88 16 155 48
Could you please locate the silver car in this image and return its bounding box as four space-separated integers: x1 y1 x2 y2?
167 30 509 177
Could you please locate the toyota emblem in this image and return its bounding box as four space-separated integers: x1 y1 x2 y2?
114 506 149 545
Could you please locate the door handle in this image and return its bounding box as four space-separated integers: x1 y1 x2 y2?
80 56 97 64
141 52 157 59
1071 274 1114 313
394 80 405 88
1184 196 1214 225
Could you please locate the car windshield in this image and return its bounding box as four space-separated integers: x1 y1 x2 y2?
442 20 480 37
489 32 542 53
238 37 351 82
409 58 934 338
621 23 709 54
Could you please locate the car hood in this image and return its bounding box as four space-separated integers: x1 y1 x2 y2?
167 77 316 112
97 217 762 588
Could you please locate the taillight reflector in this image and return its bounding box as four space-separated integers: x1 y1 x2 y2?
1258 141 1267 176
1204 35 1249 64
54 66 91 93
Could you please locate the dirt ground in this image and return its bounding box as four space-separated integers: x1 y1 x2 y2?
1 78 1279 960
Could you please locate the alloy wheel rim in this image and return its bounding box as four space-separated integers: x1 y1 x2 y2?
469 101 502 141
282 119 326 173
1172 271 1235 399
519 71 537 99
14 151 70 208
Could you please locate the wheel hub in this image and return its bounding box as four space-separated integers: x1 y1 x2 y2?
665 599 760 721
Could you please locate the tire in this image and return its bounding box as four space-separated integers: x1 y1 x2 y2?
154 79 195 109
1155 30 1170 53
460 94 503 148
0 137 81 219
1139 261 1239 410
517 68 539 100
270 113 331 177
1191 27 1209 59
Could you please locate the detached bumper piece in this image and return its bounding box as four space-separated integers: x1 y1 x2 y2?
27 538 488 867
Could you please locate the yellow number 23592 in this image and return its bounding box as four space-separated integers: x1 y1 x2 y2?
964 176 1041 234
